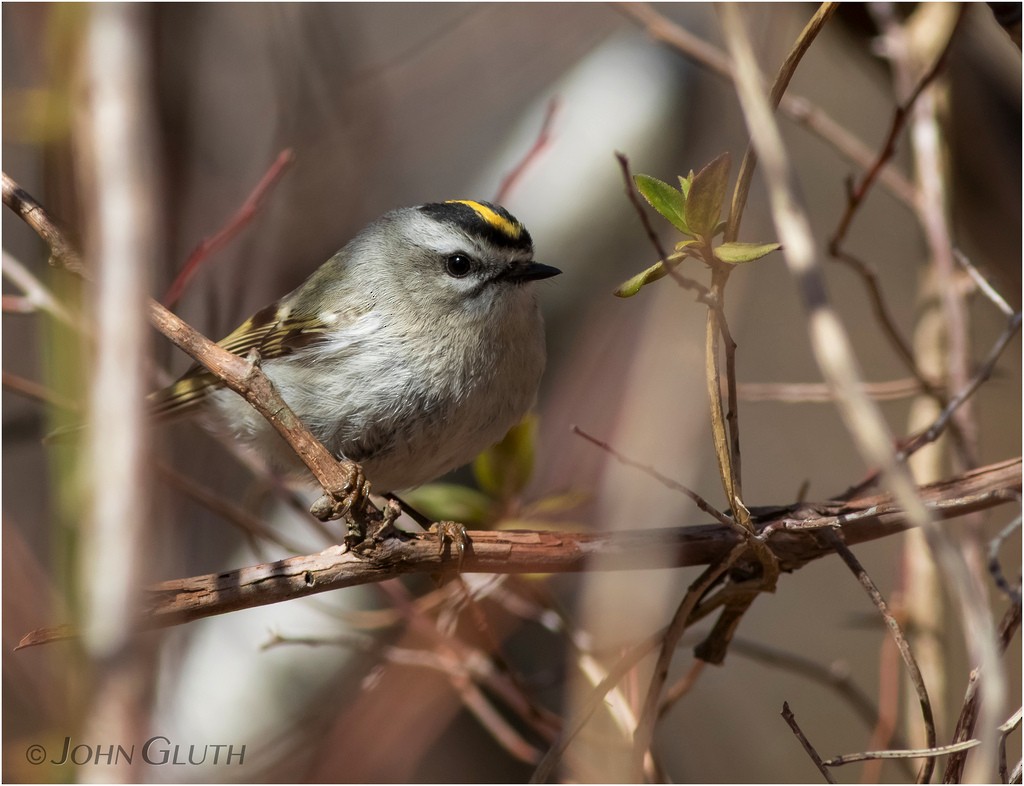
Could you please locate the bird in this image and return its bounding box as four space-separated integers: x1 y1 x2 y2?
149 199 560 496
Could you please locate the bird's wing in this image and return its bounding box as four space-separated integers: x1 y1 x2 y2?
148 300 334 419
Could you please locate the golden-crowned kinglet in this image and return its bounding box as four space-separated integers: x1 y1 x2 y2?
151 200 560 492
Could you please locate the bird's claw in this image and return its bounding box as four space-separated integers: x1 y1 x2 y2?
309 462 371 544
430 520 469 570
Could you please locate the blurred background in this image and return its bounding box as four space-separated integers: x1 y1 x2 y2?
3 3 1020 783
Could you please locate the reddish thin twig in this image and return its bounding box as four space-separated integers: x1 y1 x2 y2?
162 148 295 307
828 6 966 254
494 97 559 204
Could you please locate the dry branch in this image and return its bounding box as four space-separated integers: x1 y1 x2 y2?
16 457 1019 647
1 170 370 530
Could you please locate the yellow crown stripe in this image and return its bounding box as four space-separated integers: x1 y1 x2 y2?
446 200 522 240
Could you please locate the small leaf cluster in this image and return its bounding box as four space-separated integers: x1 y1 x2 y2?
615 152 780 297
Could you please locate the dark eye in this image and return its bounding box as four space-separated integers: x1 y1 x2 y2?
445 253 474 278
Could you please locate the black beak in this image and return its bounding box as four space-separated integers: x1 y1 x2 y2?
507 262 562 282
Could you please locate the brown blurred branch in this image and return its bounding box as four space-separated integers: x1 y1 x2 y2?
16 457 1020 647
1 170 371 529
494 97 559 205
618 2 917 209
828 5 967 253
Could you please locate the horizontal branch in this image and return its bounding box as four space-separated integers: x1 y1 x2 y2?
17 457 1019 647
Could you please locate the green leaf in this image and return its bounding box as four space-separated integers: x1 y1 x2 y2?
674 238 699 253
685 152 731 239
678 171 695 199
615 261 667 297
401 483 493 527
713 240 781 264
473 415 537 500
633 174 690 235
614 247 699 297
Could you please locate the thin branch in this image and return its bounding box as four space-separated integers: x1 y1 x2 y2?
2 171 371 529
825 708 1022 767
825 530 936 783
657 659 705 719
954 248 1014 318
631 542 748 780
899 312 1023 461
162 148 295 308
726 2 838 242
530 634 659 783
943 599 1023 782
781 701 837 783
719 10 1005 783
733 637 899 739
571 424 736 530
494 97 559 205
2 371 80 412
988 515 1022 605
1 173 84 275
828 4 967 253
832 247 941 399
2 251 77 327
738 377 936 403
616 2 917 208
155 461 309 555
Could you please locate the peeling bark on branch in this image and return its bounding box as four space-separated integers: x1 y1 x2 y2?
16 457 1019 647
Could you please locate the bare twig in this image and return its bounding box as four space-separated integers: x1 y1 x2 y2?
832 247 942 400
828 5 967 253
2 371 80 412
2 171 371 530
631 542 748 780
720 9 1006 782
162 148 295 308
725 2 838 242
657 659 705 718
826 530 935 783
530 634 659 783
571 424 736 530
155 461 309 555
494 97 559 204
2 251 77 327
988 515 1022 604
954 248 1014 318
616 2 917 207
738 377 935 403
944 599 1023 782
1 173 83 275
825 708 1022 767
899 311 1023 462
781 701 837 783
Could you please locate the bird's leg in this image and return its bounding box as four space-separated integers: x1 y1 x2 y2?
382 493 469 570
